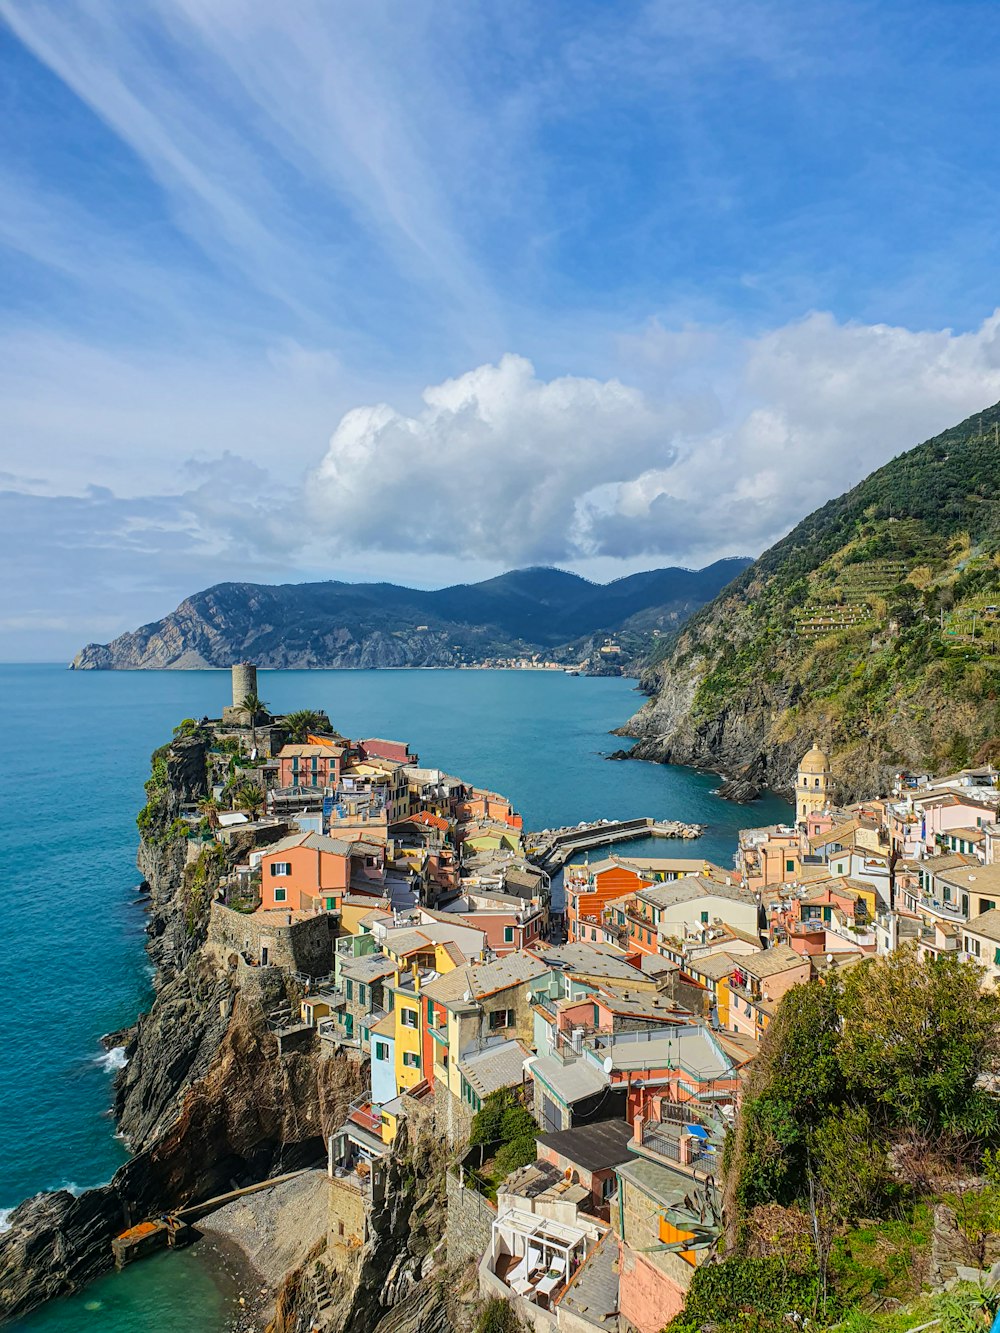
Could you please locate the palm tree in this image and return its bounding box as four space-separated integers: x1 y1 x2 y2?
198 796 221 830
234 782 264 820
240 692 267 724
240 692 268 751
284 709 325 743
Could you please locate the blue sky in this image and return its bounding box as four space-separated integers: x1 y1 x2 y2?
4 0 1000 659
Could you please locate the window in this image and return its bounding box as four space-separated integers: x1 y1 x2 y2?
489 1008 514 1030
994 948 1000 969
270 862 291 877
617 911 625 925
324 897 336 911
358 983 367 1006
700 911 709 924
503 926 514 944
983 900 997 916
402 1051 421 1069
346 979 354 1000
375 1041 390 1061
401 1007 418 1028
785 859 795 873
273 888 287 903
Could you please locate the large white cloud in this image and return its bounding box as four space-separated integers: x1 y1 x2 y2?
309 352 720 562
310 313 1000 569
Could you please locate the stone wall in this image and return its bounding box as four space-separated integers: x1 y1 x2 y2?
434 1079 474 1148
446 1168 496 1268
477 1252 557 1333
328 1175 369 1252
207 901 334 976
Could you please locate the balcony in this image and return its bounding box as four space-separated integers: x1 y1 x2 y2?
638 1117 720 1178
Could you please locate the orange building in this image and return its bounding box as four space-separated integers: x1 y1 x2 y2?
564 860 653 941
256 831 351 912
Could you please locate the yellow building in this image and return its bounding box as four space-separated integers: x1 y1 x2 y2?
796 742 831 825
388 971 425 1093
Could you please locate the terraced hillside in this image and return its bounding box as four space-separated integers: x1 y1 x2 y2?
621 403 1000 801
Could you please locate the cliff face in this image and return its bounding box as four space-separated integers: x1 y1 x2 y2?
621 403 1000 802
0 743 361 1324
69 561 750 671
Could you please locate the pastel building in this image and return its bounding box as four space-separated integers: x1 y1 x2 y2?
796 743 831 825
277 742 344 791
255 832 351 912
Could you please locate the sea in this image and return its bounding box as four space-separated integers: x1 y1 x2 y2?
0 664 792 1331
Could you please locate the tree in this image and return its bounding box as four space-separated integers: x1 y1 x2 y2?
233 782 264 820
198 796 221 830
839 946 1000 1137
240 692 268 750
284 709 326 743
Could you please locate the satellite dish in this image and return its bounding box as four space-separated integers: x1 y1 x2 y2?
603 1055 614 1074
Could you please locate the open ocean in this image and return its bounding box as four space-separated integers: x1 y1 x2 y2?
0 664 792 1331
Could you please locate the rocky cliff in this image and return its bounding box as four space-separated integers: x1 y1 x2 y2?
70 561 750 673
621 402 1000 802
0 738 362 1324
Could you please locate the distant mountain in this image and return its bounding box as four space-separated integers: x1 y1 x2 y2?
70 560 751 672
621 401 1000 800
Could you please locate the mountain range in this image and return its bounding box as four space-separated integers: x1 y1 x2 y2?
70 559 751 672
620 401 1000 801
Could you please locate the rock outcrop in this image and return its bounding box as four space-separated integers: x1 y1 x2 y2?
620 401 1000 803
0 743 361 1325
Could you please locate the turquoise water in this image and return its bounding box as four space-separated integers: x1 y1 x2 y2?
1 664 791 1329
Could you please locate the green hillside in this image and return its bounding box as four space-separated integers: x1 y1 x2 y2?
624 402 1000 797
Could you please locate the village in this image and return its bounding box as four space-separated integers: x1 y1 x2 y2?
176 665 1000 1333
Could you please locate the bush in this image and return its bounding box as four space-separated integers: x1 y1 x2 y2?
475 1297 524 1333
494 1134 537 1178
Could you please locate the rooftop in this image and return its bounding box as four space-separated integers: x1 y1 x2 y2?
556 1230 620 1329
740 943 806 979
530 1055 608 1105
527 941 646 983
965 908 1000 944
459 1038 532 1098
423 952 549 1005
537 1119 634 1173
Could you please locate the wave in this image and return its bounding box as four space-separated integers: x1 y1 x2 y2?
96 1046 128 1073
0 1208 13 1233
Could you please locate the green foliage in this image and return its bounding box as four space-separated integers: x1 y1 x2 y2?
648 403 1000 770
494 1134 537 1178
185 844 226 935
173 717 201 738
283 709 327 743
475 1297 524 1333
469 1088 525 1146
932 1282 1000 1333
668 1256 823 1332
839 949 1000 1136
732 948 1000 1226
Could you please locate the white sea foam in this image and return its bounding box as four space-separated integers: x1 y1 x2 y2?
0 1208 13 1233
96 1046 128 1073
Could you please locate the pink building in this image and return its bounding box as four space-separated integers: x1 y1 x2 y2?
276 743 344 791
358 737 418 765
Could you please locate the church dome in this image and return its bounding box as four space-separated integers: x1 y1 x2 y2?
799 741 829 775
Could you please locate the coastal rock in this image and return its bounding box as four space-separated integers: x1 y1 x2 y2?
0 1188 123 1323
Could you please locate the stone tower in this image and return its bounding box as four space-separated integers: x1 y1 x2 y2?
796 741 831 824
232 661 258 709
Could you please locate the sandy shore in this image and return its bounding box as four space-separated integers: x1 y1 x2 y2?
195 1169 330 1328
